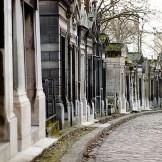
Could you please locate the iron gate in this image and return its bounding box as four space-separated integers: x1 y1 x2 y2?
43 79 56 122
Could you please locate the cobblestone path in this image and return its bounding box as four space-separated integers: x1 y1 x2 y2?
96 113 162 162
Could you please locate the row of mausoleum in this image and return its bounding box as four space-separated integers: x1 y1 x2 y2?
0 0 162 161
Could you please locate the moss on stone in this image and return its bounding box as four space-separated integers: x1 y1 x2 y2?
33 127 95 162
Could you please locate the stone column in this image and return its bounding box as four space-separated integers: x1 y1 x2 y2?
142 75 145 110
157 78 160 107
120 66 126 114
153 79 156 104
13 0 31 151
70 45 73 125
93 54 97 117
159 79 162 107
149 79 152 107
130 71 134 111
80 42 87 124
128 71 131 110
34 7 46 139
136 73 140 110
123 69 127 112
135 74 139 110
153 79 157 107
75 45 79 120
4 0 18 157
80 53 86 122
133 72 138 111
145 78 150 110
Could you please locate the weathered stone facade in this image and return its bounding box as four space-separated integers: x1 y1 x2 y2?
125 53 162 112
0 0 162 161
39 0 101 132
39 0 162 133
105 43 127 114
104 44 162 114
0 0 45 161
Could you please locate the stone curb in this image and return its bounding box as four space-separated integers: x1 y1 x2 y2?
9 138 58 162
60 110 162 162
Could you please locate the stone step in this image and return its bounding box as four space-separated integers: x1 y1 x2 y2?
9 138 58 162
31 126 39 145
0 142 10 162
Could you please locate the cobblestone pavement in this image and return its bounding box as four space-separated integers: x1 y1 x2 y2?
96 113 162 162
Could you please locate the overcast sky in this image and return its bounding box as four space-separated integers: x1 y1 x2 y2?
145 0 162 31
97 0 162 58
142 0 162 59
126 0 162 58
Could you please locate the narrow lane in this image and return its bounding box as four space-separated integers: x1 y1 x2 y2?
96 113 162 162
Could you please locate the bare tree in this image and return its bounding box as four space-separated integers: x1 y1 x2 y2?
143 31 162 57
96 0 150 44
154 32 162 55
97 0 149 24
102 16 140 43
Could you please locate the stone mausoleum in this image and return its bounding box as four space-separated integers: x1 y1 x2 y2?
0 1 45 161
0 0 162 161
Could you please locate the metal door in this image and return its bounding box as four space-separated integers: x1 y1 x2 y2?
43 79 56 122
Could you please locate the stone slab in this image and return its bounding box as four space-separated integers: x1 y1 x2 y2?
9 138 58 162
0 143 10 162
82 121 95 126
92 123 111 128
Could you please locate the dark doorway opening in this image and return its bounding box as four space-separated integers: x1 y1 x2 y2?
139 78 142 106
0 1 4 49
0 1 7 141
72 45 76 116
151 80 154 102
60 35 66 111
